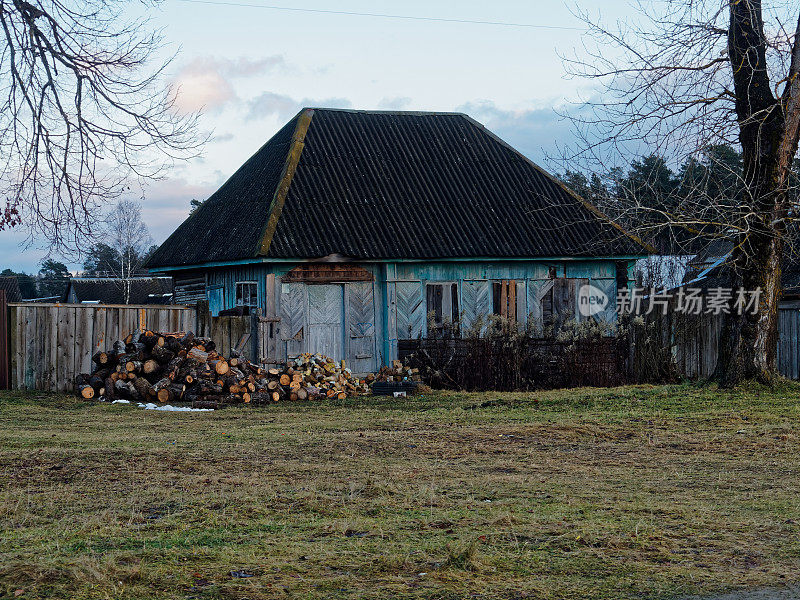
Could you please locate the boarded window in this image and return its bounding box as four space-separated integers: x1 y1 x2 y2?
426 283 459 329
235 281 258 308
492 280 518 320
540 278 589 329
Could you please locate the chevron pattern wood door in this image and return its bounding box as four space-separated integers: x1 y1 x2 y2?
308 285 344 361
280 282 306 357
395 281 423 340
462 280 490 332
527 279 554 334
346 282 376 373
590 278 618 326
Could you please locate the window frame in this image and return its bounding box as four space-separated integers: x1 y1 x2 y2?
234 280 259 309
425 281 459 331
492 279 519 321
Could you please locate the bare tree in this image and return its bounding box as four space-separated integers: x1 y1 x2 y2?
563 1 800 385
0 0 201 253
106 199 151 303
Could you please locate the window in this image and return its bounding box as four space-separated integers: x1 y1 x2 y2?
492 280 518 321
235 281 258 308
426 283 459 329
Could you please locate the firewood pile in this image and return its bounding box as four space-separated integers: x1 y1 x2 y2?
375 360 422 383
74 331 421 408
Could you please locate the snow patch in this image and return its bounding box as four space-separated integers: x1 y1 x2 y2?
112 399 130 404
137 402 213 412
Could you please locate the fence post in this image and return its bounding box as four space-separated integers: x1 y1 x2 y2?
196 299 211 337
0 290 7 390
251 309 260 364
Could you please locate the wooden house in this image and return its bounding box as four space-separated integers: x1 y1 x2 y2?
146 108 648 369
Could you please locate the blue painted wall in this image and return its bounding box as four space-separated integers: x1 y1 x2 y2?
200 258 628 367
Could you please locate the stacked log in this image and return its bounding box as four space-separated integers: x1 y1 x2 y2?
76 331 422 407
76 331 266 408
282 353 373 400
374 359 422 383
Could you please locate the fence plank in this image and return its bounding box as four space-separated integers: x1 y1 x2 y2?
23 307 35 389
76 307 94 377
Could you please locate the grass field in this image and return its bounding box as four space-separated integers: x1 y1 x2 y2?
1 384 800 599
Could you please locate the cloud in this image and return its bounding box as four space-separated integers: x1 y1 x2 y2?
210 132 235 143
456 100 578 165
246 93 352 121
377 96 412 110
170 55 286 115
137 177 219 244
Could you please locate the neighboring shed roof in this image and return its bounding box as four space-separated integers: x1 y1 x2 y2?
682 239 800 297
147 108 647 269
0 277 22 302
63 278 173 305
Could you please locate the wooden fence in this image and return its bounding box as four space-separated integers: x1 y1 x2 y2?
8 303 196 392
3 301 283 393
4 299 800 393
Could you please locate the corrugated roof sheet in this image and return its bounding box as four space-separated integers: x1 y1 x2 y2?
147 108 645 268
64 278 174 304
0 277 22 302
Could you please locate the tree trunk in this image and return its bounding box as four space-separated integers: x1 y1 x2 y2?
713 1 799 386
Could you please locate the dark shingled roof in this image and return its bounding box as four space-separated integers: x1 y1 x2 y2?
146 108 647 268
0 277 22 302
63 278 174 305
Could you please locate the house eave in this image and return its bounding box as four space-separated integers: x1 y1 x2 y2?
148 254 648 273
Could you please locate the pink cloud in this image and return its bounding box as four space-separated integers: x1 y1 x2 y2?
170 55 286 115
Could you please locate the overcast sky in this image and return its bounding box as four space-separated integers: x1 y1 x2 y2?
1 0 632 273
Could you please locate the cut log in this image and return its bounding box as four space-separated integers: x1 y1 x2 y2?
296 387 308 401
187 347 209 363
142 359 160 375
88 374 105 392
209 358 229 375
192 400 219 409
151 345 175 365
132 377 155 401
92 351 109 366
75 384 94 399
153 377 172 403
114 379 137 400
168 383 186 402
104 377 116 402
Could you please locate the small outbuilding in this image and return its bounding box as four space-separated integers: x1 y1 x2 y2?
146 108 648 368
61 277 174 305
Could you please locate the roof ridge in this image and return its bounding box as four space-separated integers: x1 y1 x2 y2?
255 108 315 256
300 106 469 117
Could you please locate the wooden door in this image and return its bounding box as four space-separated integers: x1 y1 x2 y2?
308 285 344 361
207 285 224 316
346 282 376 373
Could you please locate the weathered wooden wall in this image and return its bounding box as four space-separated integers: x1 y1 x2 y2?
778 307 800 380
636 306 798 380
8 303 196 392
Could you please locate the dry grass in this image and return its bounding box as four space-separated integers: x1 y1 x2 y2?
1 383 799 599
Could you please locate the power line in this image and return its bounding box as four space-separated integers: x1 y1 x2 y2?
172 0 583 30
